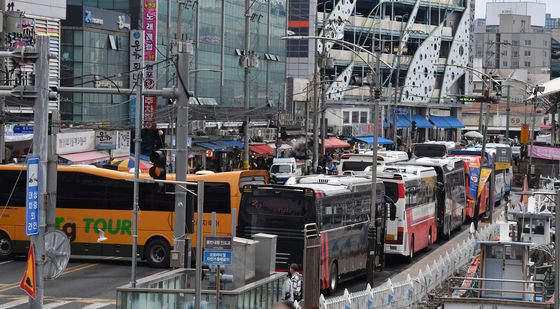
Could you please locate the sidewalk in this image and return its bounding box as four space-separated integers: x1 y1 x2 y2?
390 207 504 283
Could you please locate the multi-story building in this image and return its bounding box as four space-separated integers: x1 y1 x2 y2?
60 1 287 129
545 13 560 31
287 0 473 142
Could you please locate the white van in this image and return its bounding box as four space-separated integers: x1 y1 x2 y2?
337 151 409 175
269 158 302 184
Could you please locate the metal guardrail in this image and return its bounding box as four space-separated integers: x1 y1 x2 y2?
317 223 499 309
446 277 547 301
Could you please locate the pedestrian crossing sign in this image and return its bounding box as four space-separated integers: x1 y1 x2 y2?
20 245 36 299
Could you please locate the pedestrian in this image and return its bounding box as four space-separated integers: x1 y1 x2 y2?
283 263 303 302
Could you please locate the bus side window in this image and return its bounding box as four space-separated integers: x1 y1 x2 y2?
0 170 26 207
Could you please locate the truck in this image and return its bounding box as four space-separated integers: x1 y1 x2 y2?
269 158 302 184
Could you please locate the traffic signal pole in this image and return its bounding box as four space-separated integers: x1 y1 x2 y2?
130 72 143 288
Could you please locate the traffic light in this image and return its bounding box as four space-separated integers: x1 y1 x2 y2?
411 120 417 140
149 150 167 180
280 127 288 140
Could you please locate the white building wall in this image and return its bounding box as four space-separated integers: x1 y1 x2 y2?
485 2 546 27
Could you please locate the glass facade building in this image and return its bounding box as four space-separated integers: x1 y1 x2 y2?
61 0 287 125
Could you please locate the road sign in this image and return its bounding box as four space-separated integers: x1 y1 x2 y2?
26 157 40 236
495 146 512 163
13 125 33 134
205 236 232 250
204 250 233 265
394 109 408 116
20 245 36 299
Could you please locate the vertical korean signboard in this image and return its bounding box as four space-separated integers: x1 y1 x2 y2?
143 0 158 129
26 157 40 236
129 30 144 124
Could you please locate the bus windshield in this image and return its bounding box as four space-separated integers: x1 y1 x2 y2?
384 182 398 204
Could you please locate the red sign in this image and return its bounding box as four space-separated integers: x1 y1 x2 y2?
142 0 158 129
20 245 36 299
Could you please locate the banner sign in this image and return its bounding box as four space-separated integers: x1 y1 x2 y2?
25 157 40 236
111 130 131 158
129 30 144 124
56 131 96 155
528 145 560 161
142 0 158 129
477 168 493 198
468 163 480 204
95 130 117 150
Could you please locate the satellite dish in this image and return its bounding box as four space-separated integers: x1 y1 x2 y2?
44 230 71 280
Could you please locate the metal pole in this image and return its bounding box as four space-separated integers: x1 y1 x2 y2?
30 35 49 309
130 71 143 288
46 110 60 233
479 79 486 133
242 0 251 170
312 71 320 173
554 187 560 309
529 99 536 174
320 4 327 158
304 86 310 174
552 106 556 147
216 264 221 309
174 42 190 268
195 180 204 309
474 96 491 231
505 84 511 140
0 99 4 163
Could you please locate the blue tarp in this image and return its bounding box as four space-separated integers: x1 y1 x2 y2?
355 136 394 145
410 115 433 128
194 142 225 151
219 140 244 149
384 115 411 128
444 116 465 128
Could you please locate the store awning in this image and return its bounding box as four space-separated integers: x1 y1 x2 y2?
410 115 433 128
194 141 225 151
429 116 452 129
444 116 465 128
354 136 394 145
384 115 411 128
220 140 244 149
250 144 275 156
59 151 110 164
321 137 351 149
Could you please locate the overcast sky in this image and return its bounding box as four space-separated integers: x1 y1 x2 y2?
475 0 560 18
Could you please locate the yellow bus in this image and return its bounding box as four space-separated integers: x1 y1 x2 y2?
0 165 268 267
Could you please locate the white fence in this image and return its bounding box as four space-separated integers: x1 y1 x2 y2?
317 223 499 309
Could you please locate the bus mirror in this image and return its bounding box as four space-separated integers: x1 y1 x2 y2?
389 202 396 221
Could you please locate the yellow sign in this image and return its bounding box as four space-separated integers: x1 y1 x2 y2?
20 245 36 299
495 162 511 171
477 168 492 198
520 124 529 145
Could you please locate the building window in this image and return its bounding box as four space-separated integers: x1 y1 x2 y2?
525 40 531 46
513 40 519 46
524 50 531 56
352 111 359 123
360 112 368 123
503 61 508 67
524 61 531 67
502 49 507 56
544 40 548 47
343 111 350 124
513 50 519 57
512 61 519 68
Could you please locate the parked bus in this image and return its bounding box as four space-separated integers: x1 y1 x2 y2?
237 175 386 294
450 153 489 221
0 165 267 267
399 156 466 239
379 165 438 262
338 151 409 175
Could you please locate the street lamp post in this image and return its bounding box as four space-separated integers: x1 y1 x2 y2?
282 34 391 286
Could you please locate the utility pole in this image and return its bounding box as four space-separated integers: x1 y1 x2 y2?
478 78 486 133
312 68 320 173
242 0 251 170
130 72 143 288
30 35 50 309
46 110 60 233
474 89 490 231
505 84 511 140
172 0 190 269
366 47 382 286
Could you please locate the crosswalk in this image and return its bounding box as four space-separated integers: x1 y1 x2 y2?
0 296 115 309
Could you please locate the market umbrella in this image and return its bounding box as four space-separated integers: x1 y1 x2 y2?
111 157 150 171
463 131 483 139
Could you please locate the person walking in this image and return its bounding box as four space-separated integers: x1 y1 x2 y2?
283 263 303 302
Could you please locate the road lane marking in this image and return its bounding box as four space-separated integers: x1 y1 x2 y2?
0 297 27 308
43 301 71 308
82 303 112 309
0 261 12 265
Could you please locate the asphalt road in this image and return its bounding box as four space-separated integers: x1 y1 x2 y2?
0 256 162 309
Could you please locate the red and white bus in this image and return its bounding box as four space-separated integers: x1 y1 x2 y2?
379 165 438 262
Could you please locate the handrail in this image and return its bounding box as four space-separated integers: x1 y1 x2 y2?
447 276 547 301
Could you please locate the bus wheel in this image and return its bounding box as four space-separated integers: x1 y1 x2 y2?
0 232 13 260
328 262 338 295
145 238 170 268
407 236 414 264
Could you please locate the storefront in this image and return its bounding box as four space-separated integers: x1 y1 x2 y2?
57 130 110 165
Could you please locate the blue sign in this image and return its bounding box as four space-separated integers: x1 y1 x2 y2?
395 109 409 116
13 125 33 134
204 250 233 266
25 157 40 236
